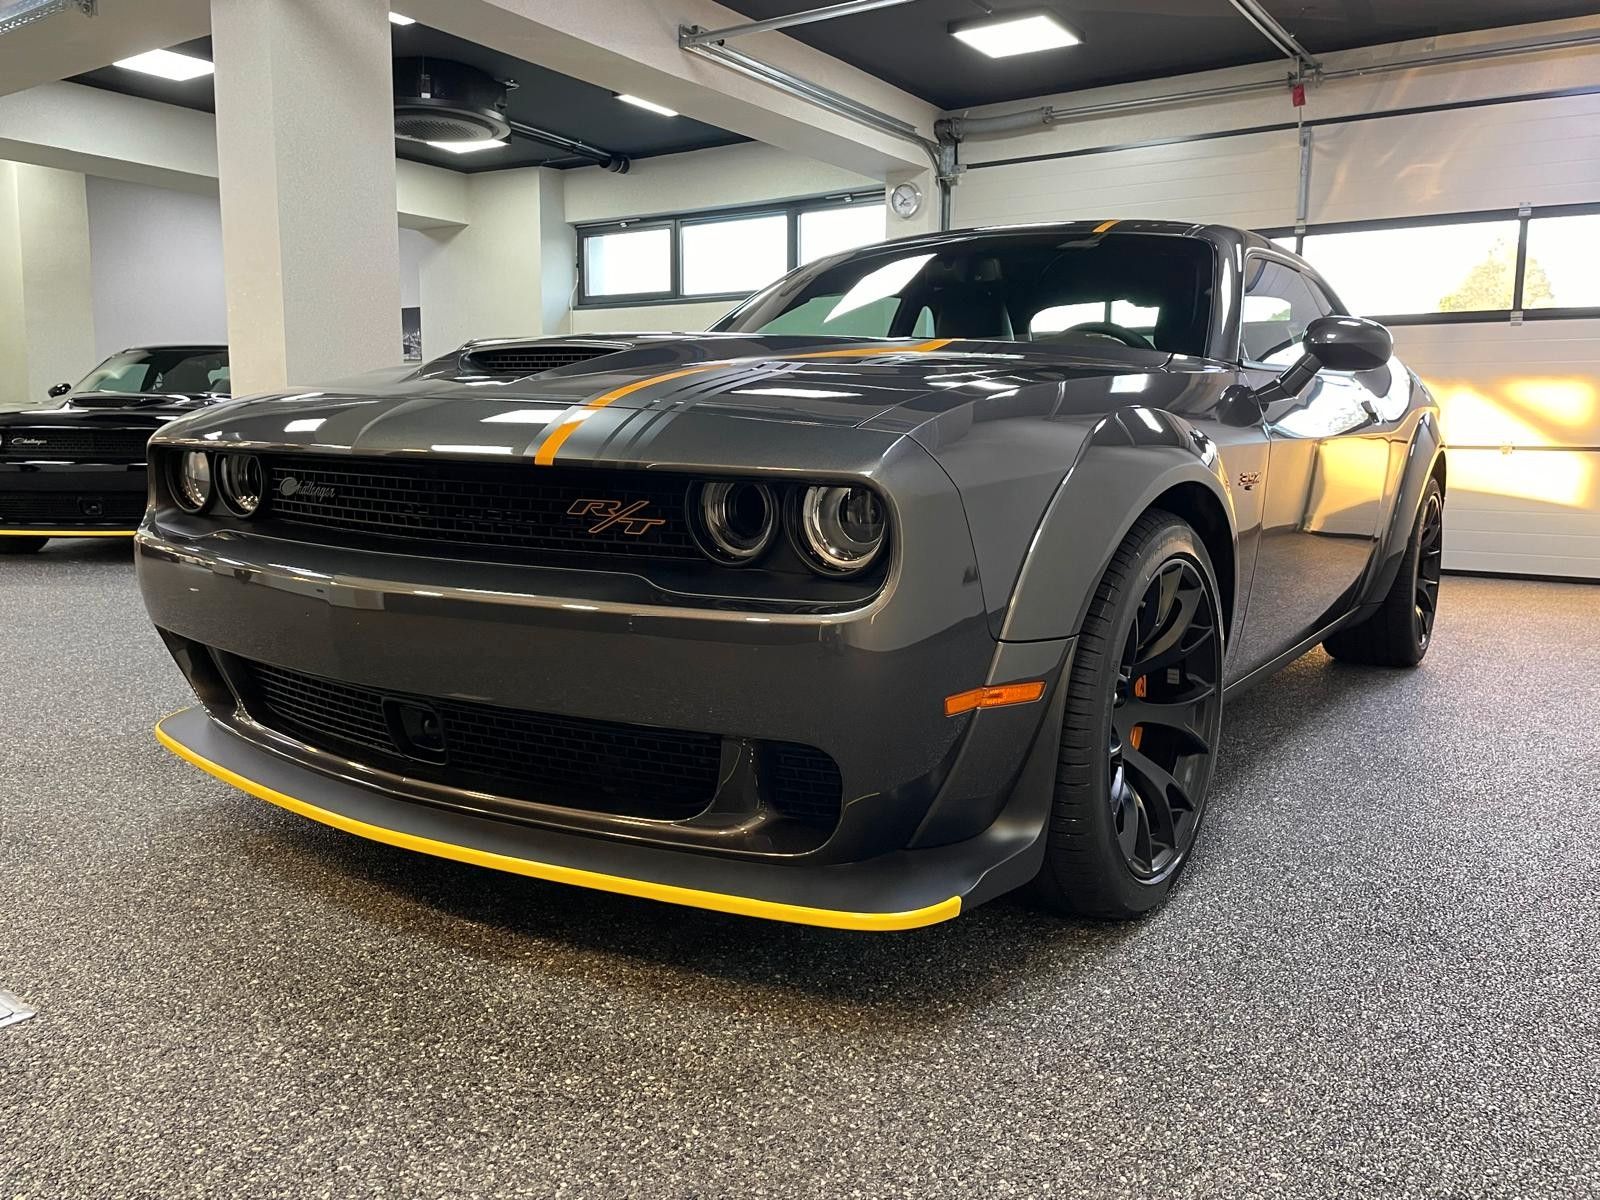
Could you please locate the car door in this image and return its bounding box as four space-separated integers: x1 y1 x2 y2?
1231 254 1395 676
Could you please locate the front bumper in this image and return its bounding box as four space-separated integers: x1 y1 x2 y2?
156 705 1067 930
0 462 147 534
136 445 1074 926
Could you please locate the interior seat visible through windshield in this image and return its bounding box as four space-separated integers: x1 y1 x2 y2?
717 231 1217 356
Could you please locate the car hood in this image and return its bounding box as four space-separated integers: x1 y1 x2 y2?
153 334 1177 461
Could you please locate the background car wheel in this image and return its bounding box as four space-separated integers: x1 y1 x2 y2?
1322 477 1444 668
1028 509 1224 920
0 536 48 554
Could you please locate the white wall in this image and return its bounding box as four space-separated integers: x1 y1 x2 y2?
946 15 1600 577
82 174 426 360
86 175 225 357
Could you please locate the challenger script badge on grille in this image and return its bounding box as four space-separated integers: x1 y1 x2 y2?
278 476 337 502
10 437 48 446
568 498 667 536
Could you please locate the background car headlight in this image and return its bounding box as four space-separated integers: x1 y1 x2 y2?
172 451 213 513
216 454 264 516
796 485 887 575
691 480 778 564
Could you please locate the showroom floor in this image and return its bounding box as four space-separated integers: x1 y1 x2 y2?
3 543 1595 1199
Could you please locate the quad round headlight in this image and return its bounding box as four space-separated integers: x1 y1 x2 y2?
691 480 778 564
172 450 213 513
216 454 264 516
796 485 887 575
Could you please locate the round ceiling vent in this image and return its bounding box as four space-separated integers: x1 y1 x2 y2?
393 57 511 144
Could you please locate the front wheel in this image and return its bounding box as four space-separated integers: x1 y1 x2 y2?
0 536 48 554
1028 510 1225 920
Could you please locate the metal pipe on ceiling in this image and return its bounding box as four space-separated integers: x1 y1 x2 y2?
1226 0 1320 71
940 26 1600 140
680 0 918 47
507 119 629 172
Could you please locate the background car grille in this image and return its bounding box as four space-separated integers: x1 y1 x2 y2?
0 492 146 524
261 455 699 559
462 344 620 375
1 427 153 461
235 657 723 820
226 656 844 829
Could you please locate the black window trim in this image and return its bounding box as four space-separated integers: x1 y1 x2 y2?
1238 248 1342 370
575 190 886 310
1259 200 1600 326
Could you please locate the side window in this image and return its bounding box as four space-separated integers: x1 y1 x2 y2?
1241 258 1332 367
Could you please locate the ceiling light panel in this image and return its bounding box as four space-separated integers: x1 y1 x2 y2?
425 138 509 154
949 12 1082 59
616 94 679 117
113 49 216 81
388 11 415 25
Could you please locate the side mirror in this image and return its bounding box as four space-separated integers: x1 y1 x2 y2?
47 382 71 398
1303 315 1393 373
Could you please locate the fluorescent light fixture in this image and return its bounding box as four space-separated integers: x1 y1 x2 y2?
616 94 678 118
113 48 215 82
388 11 415 24
948 11 1082 58
425 138 508 154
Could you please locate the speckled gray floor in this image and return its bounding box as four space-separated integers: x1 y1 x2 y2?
3 540 1598 1199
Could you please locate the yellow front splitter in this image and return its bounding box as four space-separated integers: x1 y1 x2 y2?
155 714 962 933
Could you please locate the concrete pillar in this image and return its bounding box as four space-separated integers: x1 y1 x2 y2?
0 162 97 410
211 0 401 394
417 167 568 359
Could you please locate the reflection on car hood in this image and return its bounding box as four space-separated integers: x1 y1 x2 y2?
151 334 1180 462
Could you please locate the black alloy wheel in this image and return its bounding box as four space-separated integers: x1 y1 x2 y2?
1108 558 1222 881
1030 510 1225 919
1414 488 1443 650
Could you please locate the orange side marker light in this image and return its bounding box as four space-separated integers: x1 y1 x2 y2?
944 680 1047 718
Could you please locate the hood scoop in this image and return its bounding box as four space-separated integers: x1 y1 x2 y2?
460 341 631 377
68 392 187 409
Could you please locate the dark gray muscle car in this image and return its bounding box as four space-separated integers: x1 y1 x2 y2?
0 345 230 552
137 221 1444 929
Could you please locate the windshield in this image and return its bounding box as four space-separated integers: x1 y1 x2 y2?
715 232 1216 356
75 348 230 396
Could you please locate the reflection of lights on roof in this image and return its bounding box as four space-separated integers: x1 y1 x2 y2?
430 444 513 454
733 387 862 400
284 418 326 433
480 408 570 424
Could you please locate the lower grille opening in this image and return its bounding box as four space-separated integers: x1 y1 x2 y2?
230 656 723 821
0 492 146 524
766 744 845 826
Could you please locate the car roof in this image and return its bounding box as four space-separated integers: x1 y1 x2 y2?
115 344 229 354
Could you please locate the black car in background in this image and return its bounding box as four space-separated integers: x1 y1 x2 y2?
0 345 230 553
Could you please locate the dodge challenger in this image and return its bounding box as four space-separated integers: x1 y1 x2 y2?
0 344 230 553
137 221 1445 929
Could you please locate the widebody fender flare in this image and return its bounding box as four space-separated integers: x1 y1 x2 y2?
999 407 1238 644
1362 407 1445 608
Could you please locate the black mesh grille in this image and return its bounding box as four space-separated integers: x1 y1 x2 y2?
0 491 146 524
261 455 699 559
463 345 618 375
767 744 845 826
234 658 722 820
1 427 153 461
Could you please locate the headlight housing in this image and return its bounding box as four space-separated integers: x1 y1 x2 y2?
216 454 265 516
171 450 213 513
795 484 887 576
690 480 778 565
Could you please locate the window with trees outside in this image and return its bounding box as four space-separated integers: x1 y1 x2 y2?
1267 204 1600 325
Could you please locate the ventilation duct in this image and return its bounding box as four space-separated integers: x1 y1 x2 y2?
393 57 511 144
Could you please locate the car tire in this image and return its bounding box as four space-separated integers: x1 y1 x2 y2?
1028 509 1225 920
1322 477 1443 668
0 536 48 554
